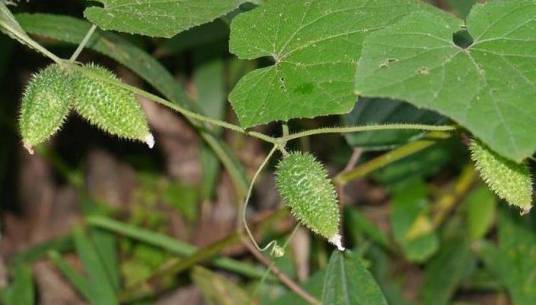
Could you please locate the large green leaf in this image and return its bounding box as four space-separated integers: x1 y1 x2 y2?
479 208 536 305
229 0 450 127
355 1 536 162
322 251 388 305
84 0 245 38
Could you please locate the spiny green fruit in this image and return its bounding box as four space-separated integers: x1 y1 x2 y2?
275 152 344 250
19 64 72 154
72 64 153 147
470 139 533 214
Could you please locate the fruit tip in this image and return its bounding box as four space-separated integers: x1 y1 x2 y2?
329 233 345 252
520 206 532 216
23 142 34 155
144 133 155 149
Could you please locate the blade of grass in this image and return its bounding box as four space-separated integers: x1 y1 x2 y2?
73 229 118 305
91 228 120 292
48 251 93 303
87 215 268 279
0 263 34 305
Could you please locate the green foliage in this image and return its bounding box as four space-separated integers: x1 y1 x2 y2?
390 179 438 262
19 64 71 153
322 251 388 305
420 237 473 305
470 139 533 214
275 152 342 249
229 0 437 127
355 1 536 162
4 1 536 305
464 186 497 240
84 0 245 38
73 64 152 146
479 208 536 305
0 264 34 305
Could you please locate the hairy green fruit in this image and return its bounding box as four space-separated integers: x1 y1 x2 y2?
275 152 344 250
72 64 153 147
19 64 72 154
470 139 533 214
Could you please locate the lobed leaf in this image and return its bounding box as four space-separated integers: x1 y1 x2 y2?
229 0 450 127
355 1 536 162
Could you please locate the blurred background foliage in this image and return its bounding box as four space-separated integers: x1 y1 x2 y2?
1 1 534 305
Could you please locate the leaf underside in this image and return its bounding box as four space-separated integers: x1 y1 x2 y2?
84 0 245 38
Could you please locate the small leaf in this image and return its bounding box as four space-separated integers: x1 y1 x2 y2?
322 251 388 305
73 64 153 147
464 186 496 240
275 152 343 250
84 0 245 38
19 64 71 154
355 1 536 162
469 139 532 214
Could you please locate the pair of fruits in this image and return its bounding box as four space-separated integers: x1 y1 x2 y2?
19 63 153 154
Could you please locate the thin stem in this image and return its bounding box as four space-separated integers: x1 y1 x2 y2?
334 131 452 185
0 21 63 64
242 237 321 305
69 24 97 62
71 64 278 144
284 124 456 142
253 225 300 297
242 145 279 252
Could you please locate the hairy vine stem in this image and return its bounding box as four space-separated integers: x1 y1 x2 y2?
282 124 457 142
69 24 97 62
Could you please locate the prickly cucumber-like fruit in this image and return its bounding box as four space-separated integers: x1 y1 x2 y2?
275 152 344 250
470 139 533 214
19 64 72 154
72 64 153 147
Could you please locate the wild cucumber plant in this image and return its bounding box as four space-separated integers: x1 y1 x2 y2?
2 0 536 304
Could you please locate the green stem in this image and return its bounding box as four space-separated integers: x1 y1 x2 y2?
72 64 278 144
242 145 279 252
0 21 63 65
69 24 97 62
334 131 452 185
283 124 456 142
